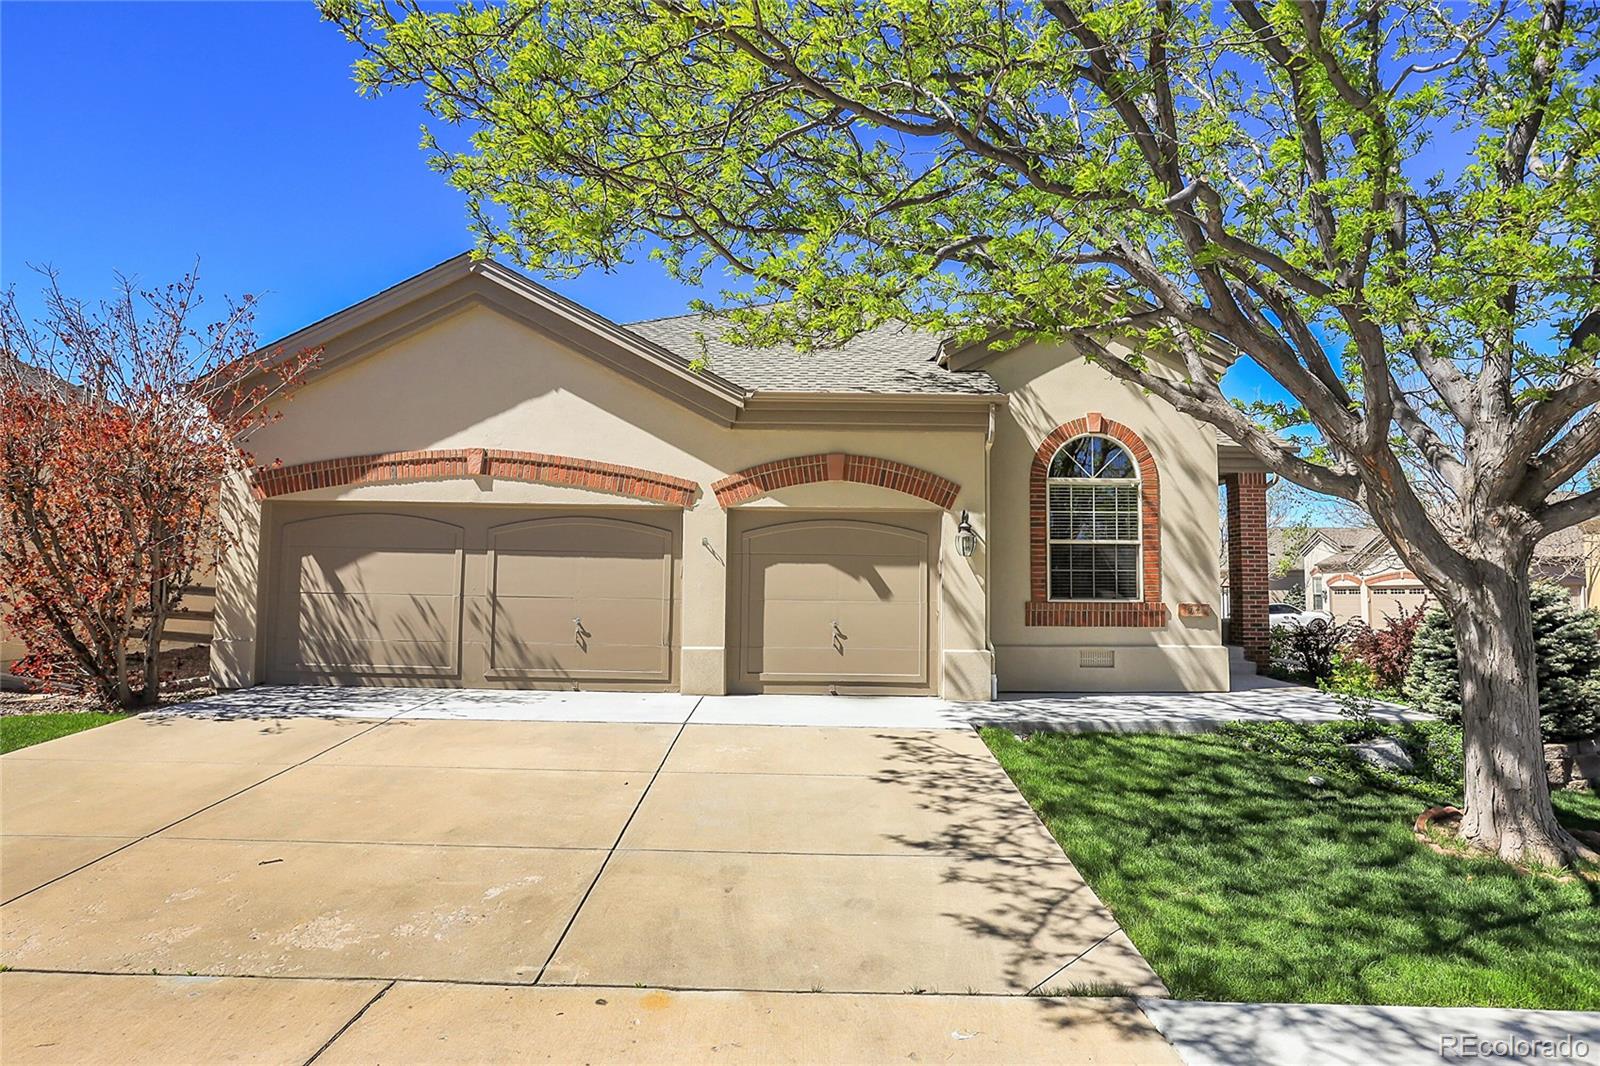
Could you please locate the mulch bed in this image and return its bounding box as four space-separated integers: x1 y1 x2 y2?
0 644 214 715
1416 804 1600 873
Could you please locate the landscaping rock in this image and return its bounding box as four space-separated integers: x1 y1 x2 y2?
1544 736 1600 791
1351 737 1413 772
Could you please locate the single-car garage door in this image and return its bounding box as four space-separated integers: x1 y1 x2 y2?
731 513 937 695
268 504 678 688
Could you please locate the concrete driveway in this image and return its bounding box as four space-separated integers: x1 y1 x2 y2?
0 693 1176 1064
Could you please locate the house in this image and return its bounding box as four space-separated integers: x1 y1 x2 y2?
209 254 1273 700
1302 525 1595 627
1300 527 1387 615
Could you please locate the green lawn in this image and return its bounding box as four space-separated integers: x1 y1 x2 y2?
982 721 1600 1010
1 711 132 753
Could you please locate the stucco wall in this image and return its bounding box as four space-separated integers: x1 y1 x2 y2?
1 621 24 676
982 341 1228 692
1301 542 1337 610
213 302 993 698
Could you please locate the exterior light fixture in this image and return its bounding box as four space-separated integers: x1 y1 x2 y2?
956 510 977 557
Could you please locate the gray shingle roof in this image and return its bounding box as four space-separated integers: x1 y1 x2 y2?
1 353 75 397
625 314 1001 396
1319 527 1382 553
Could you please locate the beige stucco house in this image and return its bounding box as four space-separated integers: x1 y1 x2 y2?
1303 525 1595 627
210 255 1271 700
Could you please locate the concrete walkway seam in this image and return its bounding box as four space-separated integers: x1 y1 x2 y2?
2 966 1163 1001
532 698 701 984
302 979 396 1066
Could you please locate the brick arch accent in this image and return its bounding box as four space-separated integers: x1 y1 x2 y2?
1027 413 1167 627
251 448 698 507
711 452 960 509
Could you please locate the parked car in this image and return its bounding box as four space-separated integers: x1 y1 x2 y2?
1269 603 1333 630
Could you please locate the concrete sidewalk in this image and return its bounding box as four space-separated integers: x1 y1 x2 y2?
1140 999 1600 1066
165 681 1424 732
0 973 1182 1065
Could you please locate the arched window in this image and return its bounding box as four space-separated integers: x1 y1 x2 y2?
1046 435 1142 600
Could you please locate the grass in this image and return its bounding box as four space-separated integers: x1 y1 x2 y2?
1 711 132 753
1033 981 1137 998
982 721 1600 1010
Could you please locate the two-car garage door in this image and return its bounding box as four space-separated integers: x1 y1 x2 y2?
268 505 677 688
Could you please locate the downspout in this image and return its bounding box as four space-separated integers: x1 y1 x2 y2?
985 403 998 700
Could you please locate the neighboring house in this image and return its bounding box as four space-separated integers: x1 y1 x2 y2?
209 255 1276 700
1300 527 1386 614
1588 517 1600 612
1301 524 1595 628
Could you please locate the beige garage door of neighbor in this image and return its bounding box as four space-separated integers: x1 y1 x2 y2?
1369 584 1428 624
731 513 937 695
268 505 678 688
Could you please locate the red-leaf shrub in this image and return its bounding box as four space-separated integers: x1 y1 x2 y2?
1347 605 1426 691
1 267 316 707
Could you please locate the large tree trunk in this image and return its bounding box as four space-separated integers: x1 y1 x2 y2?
1453 561 1595 866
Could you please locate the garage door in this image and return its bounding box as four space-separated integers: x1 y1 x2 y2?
1369 584 1428 625
273 512 464 678
268 506 677 688
486 517 674 682
732 515 936 695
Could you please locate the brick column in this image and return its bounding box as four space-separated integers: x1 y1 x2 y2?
1224 471 1270 666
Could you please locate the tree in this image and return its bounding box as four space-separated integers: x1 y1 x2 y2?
0 270 315 708
1408 586 1600 743
322 0 1600 865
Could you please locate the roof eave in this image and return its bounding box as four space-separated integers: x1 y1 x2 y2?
736 389 1004 430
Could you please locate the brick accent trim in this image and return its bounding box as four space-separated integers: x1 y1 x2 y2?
711 452 960 509
251 449 698 507
1223 470 1270 665
1026 414 1166 627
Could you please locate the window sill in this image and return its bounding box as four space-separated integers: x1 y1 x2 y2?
1025 600 1169 627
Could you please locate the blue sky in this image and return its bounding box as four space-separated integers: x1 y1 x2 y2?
1 0 1285 405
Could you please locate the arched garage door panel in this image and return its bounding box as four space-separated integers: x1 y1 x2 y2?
488 517 674 682
273 512 464 677
734 516 935 693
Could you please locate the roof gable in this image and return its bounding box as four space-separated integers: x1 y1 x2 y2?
254 254 749 425
1301 527 1379 561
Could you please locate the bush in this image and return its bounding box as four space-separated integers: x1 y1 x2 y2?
1404 583 1600 743
1269 617 1359 686
1324 652 1382 697
1347 606 1425 692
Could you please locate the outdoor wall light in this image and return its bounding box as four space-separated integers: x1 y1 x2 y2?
955 510 978 557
